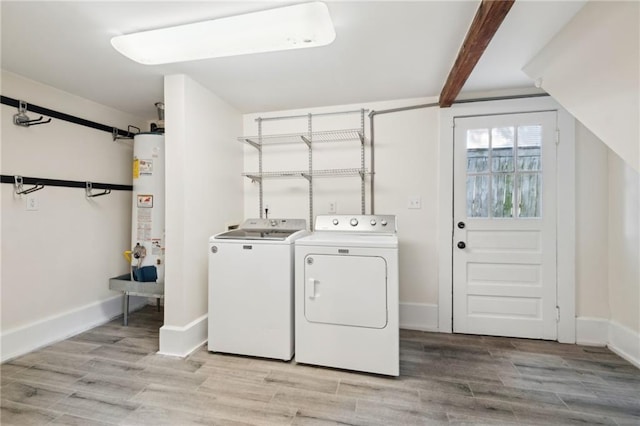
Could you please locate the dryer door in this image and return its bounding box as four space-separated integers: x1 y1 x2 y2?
304 254 387 329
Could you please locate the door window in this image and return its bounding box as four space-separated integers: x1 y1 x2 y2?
466 124 542 218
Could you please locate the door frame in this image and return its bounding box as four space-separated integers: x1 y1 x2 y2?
437 96 576 343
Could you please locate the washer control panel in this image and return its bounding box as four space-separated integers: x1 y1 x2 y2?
314 215 397 233
241 218 307 231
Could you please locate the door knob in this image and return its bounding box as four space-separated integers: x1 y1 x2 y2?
457 241 466 249
457 221 465 229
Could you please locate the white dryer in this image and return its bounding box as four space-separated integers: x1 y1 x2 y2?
208 218 308 361
294 215 399 376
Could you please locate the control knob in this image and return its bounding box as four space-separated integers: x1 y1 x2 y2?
381 219 388 227
370 219 377 226
332 219 339 226
350 218 359 227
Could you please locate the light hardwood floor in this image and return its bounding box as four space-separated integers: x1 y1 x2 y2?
1 305 639 425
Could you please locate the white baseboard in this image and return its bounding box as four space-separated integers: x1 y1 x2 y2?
399 302 438 332
1 294 148 362
575 316 640 368
158 314 207 357
608 320 640 369
576 317 609 346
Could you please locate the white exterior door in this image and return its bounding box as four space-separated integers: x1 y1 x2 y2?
453 111 557 340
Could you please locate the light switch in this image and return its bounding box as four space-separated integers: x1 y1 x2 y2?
408 196 421 209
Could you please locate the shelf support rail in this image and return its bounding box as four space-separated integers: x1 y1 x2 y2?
360 109 366 214
258 118 264 218
308 113 313 230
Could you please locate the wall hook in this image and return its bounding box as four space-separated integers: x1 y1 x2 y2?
85 182 111 198
113 125 141 141
14 175 44 195
13 101 52 127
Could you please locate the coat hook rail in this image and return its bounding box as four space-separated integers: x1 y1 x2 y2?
1 95 136 138
14 175 45 195
86 181 112 197
1 175 132 193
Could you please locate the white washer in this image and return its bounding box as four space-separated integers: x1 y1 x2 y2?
208 218 308 361
295 215 399 376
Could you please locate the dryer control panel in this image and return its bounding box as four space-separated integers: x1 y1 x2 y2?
314 215 397 233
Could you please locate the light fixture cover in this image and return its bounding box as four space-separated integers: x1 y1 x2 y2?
111 2 336 65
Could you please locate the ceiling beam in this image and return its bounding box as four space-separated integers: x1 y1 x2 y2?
439 0 515 108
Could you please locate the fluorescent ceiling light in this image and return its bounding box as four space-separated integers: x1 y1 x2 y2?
111 2 336 65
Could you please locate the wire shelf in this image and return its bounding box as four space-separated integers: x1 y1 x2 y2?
239 109 368 222
242 168 369 181
238 129 364 148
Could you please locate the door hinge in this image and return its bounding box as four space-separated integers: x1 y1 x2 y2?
555 129 560 145
555 306 560 322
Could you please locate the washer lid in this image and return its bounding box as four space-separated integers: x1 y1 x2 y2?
215 229 298 241
211 218 308 241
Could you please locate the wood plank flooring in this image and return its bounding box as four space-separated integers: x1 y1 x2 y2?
1 306 639 425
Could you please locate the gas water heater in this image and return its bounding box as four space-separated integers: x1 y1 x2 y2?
130 133 165 283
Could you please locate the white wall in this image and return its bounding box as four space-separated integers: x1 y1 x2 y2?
607 152 640 333
161 74 243 356
1 70 147 360
243 97 442 329
575 122 609 319
523 1 640 173
572 126 639 364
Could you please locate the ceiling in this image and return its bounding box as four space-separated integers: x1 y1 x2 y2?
0 1 586 119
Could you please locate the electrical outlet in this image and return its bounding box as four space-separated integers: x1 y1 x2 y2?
26 195 39 211
328 201 337 214
408 196 421 209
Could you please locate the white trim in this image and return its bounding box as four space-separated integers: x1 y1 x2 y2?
158 314 208 357
438 109 455 333
576 317 609 346
0 295 148 362
437 97 576 341
555 108 577 343
608 320 640 369
399 303 438 332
